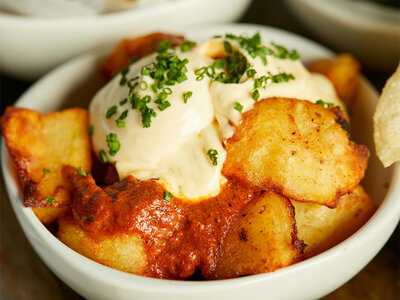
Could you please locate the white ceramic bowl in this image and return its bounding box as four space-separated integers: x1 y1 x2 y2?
285 0 400 72
0 0 252 80
2 23 400 300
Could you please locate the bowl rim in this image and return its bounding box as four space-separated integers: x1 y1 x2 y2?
2 22 400 293
285 0 400 32
0 0 250 26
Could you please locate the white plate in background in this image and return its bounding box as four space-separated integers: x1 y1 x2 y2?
0 0 252 80
285 0 400 72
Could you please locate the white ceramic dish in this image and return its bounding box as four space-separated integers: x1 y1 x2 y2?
285 0 400 72
0 0 252 80
2 23 400 300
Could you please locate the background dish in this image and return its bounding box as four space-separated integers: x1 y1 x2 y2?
0 0 252 80
2 23 400 300
285 0 400 73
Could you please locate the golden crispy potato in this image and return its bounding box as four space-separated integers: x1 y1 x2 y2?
211 191 304 279
308 54 361 108
223 97 369 208
32 207 69 224
57 216 147 274
102 32 185 79
293 185 376 258
1 107 92 222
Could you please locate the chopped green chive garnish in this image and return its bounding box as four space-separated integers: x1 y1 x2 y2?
139 81 148 90
163 87 172 95
119 67 130 86
43 168 51 174
157 91 168 101
183 91 193 103
316 99 335 109
119 77 127 86
246 68 256 78
214 72 229 83
164 190 174 201
180 40 196 52
121 67 129 76
106 133 120 156
116 120 125 127
269 72 295 83
157 40 172 53
176 74 188 83
88 125 94 136
115 110 128 127
157 101 171 111
76 167 90 176
119 98 128 106
119 109 129 118
207 149 218 166
141 107 156 128
141 66 150 76
252 72 295 93
106 106 117 119
224 41 232 53
271 42 288 59
271 42 300 61
253 77 262 89
234 102 243 113
127 76 139 89
195 49 248 84
224 33 300 65
99 150 108 163
213 58 228 69
120 39 189 127
252 89 260 101
225 33 269 65
45 196 55 204
289 50 300 60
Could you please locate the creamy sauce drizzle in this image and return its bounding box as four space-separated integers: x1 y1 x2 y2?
89 37 344 200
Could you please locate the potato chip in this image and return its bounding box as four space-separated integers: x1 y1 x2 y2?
373 63 400 167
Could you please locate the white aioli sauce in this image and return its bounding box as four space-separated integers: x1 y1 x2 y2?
90 37 344 200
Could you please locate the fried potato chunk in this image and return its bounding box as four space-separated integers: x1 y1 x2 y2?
32 207 70 224
293 185 376 257
223 97 369 208
308 54 361 108
102 32 185 79
57 216 147 274
1 107 92 222
211 191 304 279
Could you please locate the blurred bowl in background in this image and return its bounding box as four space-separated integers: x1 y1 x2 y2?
0 0 252 80
285 0 400 73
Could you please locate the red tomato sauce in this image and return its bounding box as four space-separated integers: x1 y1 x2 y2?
64 166 259 279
